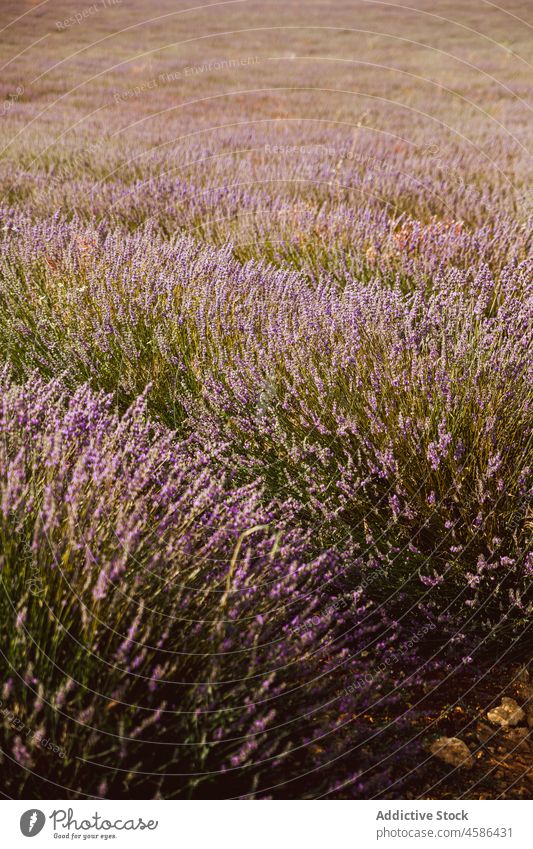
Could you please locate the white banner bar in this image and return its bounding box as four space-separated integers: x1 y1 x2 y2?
1 799 531 848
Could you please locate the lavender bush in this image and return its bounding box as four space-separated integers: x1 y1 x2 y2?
0 220 530 633
0 370 453 798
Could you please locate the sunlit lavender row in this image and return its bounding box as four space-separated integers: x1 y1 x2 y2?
0 0 531 800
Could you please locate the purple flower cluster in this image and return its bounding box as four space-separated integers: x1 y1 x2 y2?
0 370 452 798
0 218 530 632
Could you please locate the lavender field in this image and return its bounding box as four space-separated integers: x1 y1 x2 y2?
0 0 531 800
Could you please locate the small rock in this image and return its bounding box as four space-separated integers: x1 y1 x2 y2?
487 697 525 728
429 736 474 768
476 722 496 744
502 727 530 753
507 726 529 740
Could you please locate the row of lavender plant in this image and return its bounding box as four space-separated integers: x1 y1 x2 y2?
0 218 530 636
0 369 458 798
